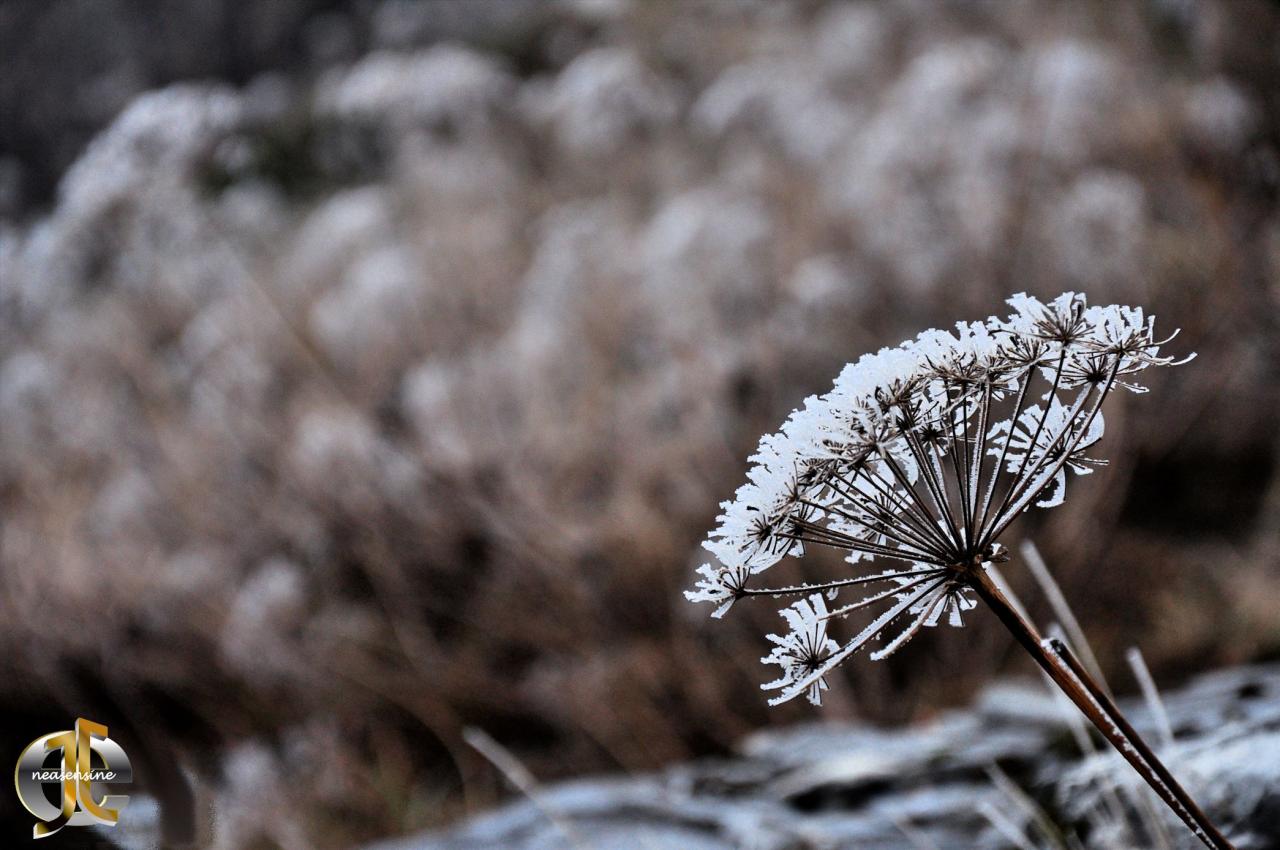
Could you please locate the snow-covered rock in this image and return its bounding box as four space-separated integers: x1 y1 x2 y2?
366 664 1280 850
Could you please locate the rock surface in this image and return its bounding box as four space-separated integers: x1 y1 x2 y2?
368 664 1280 850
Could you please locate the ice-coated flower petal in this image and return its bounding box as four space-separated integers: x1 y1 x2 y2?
685 562 750 618
761 594 840 706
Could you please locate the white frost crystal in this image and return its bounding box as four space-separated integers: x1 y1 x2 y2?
762 595 840 706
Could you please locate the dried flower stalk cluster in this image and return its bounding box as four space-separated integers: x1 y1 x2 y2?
688 293 1235 849
688 292 1186 702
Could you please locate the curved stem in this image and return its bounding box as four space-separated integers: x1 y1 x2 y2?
967 566 1235 850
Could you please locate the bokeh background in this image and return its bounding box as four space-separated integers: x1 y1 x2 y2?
2 0 1279 847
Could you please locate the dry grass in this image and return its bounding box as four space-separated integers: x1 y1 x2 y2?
0 1 1278 846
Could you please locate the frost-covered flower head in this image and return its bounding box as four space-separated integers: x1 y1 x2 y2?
687 292 1191 706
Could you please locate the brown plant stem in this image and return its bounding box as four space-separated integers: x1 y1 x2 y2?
967 566 1235 850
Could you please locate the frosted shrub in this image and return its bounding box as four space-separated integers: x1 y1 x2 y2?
315 45 513 134
641 188 773 340
542 47 680 155
309 243 425 367
287 407 390 515
220 558 308 685
1048 171 1147 289
1183 77 1257 156
1029 41 1131 168
1 1 1274 844
688 292 1235 849
693 60 853 164
282 187 396 295
811 3 892 84
0 352 59 457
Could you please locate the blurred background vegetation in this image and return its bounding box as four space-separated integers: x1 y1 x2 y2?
1 1 1278 847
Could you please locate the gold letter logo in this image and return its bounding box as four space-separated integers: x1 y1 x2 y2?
14 718 132 838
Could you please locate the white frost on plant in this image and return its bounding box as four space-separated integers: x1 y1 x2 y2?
761 594 840 706
684 563 752 619
987 400 1106 509
688 292 1191 705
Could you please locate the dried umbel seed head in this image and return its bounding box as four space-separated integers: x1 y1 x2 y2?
686 292 1192 706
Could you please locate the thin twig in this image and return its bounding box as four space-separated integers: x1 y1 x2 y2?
979 800 1040 850
1021 540 1109 696
464 727 590 850
986 763 1070 850
891 815 943 850
1126 647 1175 750
967 566 1235 850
